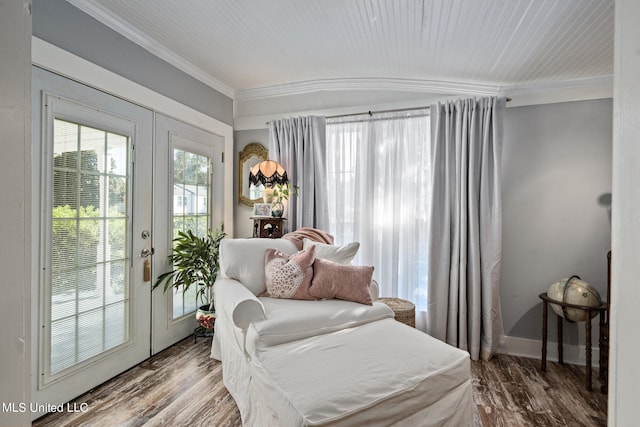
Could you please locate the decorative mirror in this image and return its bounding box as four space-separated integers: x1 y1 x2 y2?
238 142 268 207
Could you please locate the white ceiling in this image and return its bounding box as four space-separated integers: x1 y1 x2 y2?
68 0 614 102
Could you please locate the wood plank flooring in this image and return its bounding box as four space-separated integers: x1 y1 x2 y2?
34 337 607 426
34 338 241 427
471 355 607 426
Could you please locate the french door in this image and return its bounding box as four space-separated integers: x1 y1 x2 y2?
32 68 153 415
152 114 224 353
31 68 224 416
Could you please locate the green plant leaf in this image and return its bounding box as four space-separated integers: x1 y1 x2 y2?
152 222 226 307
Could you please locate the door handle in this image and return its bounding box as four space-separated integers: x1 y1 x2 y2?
141 247 154 282
140 247 155 258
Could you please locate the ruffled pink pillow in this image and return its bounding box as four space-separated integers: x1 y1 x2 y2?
309 258 374 305
264 246 317 300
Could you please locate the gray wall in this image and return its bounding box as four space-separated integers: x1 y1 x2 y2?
32 0 233 125
501 99 612 344
234 129 270 238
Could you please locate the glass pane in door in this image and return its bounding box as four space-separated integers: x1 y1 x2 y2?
49 119 129 376
171 148 211 319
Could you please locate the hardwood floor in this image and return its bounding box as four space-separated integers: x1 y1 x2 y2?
471 355 607 426
34 338 241 427
34 337 607 426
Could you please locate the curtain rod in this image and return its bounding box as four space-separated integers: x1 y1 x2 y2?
265 97 512 125
327 105 429 119
328 97 512 119
265 106 427 124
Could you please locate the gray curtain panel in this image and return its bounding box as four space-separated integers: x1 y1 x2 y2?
268 116 328 230
427 97 506 361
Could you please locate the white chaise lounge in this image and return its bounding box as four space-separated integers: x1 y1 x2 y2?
211 237 474 426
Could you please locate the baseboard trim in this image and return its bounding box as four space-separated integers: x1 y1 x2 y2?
498 336 601 368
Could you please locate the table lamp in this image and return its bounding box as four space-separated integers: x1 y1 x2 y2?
248 160 288 203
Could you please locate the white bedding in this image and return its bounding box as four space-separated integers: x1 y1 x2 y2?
249 318 473 426
245 298 394 354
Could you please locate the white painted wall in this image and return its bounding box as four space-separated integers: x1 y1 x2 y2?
610 0 640 424
0 1 31 426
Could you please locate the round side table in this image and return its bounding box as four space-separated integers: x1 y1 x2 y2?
378 297 415 328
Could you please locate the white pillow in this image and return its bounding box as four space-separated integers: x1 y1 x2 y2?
302 238 360 265
220 238 298 295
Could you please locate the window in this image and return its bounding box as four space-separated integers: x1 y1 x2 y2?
325 110 431 314
171 148 211 318
49 119 130 375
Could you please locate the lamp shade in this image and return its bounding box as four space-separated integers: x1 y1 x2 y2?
249 160 288 187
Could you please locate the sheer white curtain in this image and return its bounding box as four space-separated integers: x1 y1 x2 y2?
269 116 328 230
326 110 431 330
427 97 505 361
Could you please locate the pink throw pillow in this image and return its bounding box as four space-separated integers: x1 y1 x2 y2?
264 246 317 300
309 258 374 305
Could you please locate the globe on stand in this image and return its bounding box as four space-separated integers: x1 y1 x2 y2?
547 276 602 322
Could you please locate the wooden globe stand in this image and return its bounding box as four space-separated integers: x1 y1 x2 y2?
539 292 607 391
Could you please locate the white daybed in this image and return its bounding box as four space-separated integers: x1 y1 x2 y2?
211 238 473 426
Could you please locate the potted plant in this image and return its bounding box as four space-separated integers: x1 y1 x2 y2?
152 223 225 333
271 183 299 217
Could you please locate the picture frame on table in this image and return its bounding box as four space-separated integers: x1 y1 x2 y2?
253 203 272 217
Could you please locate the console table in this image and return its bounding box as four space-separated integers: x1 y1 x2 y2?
539 292 607 391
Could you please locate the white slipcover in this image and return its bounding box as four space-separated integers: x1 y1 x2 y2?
211 238 474 426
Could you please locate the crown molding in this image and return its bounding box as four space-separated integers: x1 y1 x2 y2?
506 75 613 96
67 0 235 99
233 75 613 130
234 77 503 101
505 75 612 107
235 75 613 102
